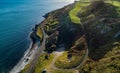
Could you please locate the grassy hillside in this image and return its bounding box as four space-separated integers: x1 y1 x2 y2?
78 42 120 73
55 51 84 69
52 70 76 73
77 0 120 72
21 0 120 73
21 53 54 73
36 26 43 39
69 1 89 24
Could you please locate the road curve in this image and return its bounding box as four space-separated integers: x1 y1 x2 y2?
76 48 88 69
48 48 89 73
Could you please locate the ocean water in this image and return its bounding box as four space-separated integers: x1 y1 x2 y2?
0 0 74 73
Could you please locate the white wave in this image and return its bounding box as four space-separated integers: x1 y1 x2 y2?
10 43 38 73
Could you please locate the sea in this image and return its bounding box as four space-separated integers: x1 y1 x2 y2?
0 0 74 73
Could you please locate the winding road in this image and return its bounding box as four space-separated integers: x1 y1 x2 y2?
47 20 89 72
47 47 89 73
26 22 46 73
26 16 89 73
25 25 89 73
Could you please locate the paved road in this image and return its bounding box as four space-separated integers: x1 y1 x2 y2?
25 26 89 73
76 48 88 69
26 24 46 73
26 13 90 73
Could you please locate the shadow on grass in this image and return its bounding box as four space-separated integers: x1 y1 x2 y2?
89 43 113 60
83 1 120 61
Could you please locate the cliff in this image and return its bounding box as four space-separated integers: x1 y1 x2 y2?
22 0 120 73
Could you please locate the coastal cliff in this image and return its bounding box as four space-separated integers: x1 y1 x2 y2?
21 0 120 73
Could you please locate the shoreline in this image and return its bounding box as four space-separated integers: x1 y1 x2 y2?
10 20 41 73
10 2 75 73
10 37 39 73
12 0 120 73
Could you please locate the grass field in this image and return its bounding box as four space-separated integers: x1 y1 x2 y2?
75 1 120 72
69 0 120 24
69 1 89 24
21 53 54 73
111 1 120 17
36 26 43 39
52 70 77 73
55 51 84 69
104 0 120 18
78 42 120 73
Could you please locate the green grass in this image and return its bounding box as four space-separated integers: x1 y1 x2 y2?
104 0 120 18
111 1 120 7
55 51 83 69
69 2 81 24
20 63 31 73
78 42 120 73
21 53 54 73
36 26 43 39
34 53 54 73
45 20 59 31
52 70 77 73
49 20 59 26
45 25 52 31
76 1 120 72
111 1 120 17
69 1 89 24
